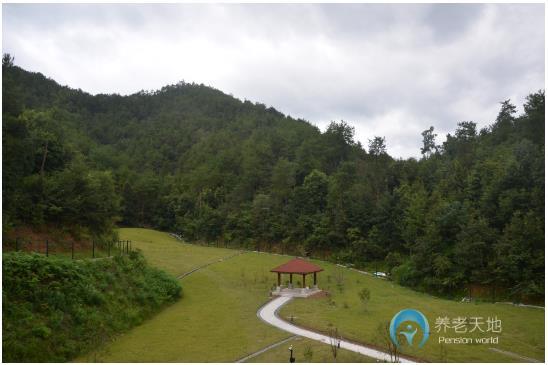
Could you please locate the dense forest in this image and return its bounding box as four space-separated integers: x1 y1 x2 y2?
2 54 544 301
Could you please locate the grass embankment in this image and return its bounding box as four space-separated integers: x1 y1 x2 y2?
2 250 181 362
279 263 545 362
83 229 544 362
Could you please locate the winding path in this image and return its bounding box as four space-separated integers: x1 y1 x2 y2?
257 296 414 363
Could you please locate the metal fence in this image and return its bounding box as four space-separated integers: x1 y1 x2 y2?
3 238 134 260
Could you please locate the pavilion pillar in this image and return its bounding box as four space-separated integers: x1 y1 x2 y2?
314 272 317 285
303 274 306 288
277 272 281 286
290 274 293 284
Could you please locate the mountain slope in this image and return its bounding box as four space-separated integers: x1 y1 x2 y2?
2 56 544 300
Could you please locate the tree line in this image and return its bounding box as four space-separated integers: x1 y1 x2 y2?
2 54 544 301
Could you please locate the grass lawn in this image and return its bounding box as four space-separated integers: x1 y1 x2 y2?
80 228 544 362
245 337 375 362
279 262 545 362
111 228 236 276
79 228 291 362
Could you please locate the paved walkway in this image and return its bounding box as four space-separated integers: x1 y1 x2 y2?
257 296 413 363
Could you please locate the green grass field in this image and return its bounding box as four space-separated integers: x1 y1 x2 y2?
81 228 544 362
278 263 545 362
246 337 374 363
78 229 292 362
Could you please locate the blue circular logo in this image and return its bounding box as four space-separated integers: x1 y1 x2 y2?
389 309 430 348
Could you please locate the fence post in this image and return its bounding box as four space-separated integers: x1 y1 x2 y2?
92 240 95 258
72 241 74 260
46 240 49 257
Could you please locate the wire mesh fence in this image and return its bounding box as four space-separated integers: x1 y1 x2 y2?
3 238 134 260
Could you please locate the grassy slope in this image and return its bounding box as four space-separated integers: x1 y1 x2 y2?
87 229 372 362
279 262 545 362
112 228 235 276
87 229 544 362
78 229 278 361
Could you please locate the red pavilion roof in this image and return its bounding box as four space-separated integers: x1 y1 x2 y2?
270 258 323 274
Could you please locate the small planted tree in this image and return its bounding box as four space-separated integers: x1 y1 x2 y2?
303 343 314 362
358 288 371 311
328 327 340 361
335 269 345 293
375 321 400 363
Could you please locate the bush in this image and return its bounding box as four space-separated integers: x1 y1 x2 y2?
2 251 181 362
391 260 419 287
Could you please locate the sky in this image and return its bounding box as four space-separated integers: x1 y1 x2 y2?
2 3 545 158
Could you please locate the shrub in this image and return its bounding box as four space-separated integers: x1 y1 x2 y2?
358 288 371 310
2 251 181 362
303 343 314 362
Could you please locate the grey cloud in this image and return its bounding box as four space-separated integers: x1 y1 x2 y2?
422 4 485 43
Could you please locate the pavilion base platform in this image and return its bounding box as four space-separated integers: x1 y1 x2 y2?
271 286 322 298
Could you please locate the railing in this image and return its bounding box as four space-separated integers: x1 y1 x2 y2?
3 238 134 260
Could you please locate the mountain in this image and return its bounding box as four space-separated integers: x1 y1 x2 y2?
2 54 544 301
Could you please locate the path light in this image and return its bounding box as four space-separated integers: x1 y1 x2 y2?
288 345 295 363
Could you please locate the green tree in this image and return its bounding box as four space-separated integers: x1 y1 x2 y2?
368 136 386 156
420 126 437 157
271 158 297 205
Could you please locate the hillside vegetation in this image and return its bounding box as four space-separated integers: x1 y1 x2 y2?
2 54 544 300
2 251 181 362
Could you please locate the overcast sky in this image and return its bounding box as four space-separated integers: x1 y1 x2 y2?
2 3 545 158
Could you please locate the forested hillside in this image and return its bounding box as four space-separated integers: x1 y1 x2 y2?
2 54 544 301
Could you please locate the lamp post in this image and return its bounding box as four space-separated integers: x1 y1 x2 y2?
288 345 295 363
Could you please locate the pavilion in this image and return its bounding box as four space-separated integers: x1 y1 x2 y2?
270 258 323 298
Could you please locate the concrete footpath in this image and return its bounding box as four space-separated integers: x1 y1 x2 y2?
257 296 413 363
